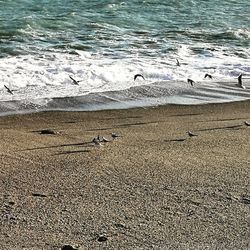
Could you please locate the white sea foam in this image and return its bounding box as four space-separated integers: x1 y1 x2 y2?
0 45 250 113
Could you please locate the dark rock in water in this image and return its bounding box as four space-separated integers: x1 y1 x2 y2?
39 129 59 135
61 245 77 250
97 235 108 242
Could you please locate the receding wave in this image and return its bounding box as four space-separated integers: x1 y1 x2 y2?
1 79 250 116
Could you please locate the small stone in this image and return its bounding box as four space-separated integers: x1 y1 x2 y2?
32 193 47 197
97 235 108 242
240 196 250 204
61 245 77 250
39 129 60 135
114 223 126 229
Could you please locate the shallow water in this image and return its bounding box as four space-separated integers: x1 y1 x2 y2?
0 0 250 114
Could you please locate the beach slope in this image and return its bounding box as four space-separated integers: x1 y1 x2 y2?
0 101 250 249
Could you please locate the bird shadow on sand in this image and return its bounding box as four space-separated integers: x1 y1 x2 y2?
30 129 61 135
206 117 249 122
86 127 114 132
86 121 160 132
53 149 90 155
116 121 159 128
196 124 244 132
19 142 93 152
63 116 143 124
167 113 203 117
164 138 187 142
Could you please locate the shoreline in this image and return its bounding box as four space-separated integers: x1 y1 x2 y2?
1 79 250 117
0 99 250 249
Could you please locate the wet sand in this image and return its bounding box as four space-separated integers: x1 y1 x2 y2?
0 100 250 249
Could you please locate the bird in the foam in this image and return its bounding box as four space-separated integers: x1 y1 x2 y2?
4 85 14 95
134 74 145 81
69 75 82 85
204 73 213 79
187 79 195 86
237 73 245 89
176 59 180 66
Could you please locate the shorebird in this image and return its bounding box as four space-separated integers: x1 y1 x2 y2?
187 131 198 137
244 121 250 126
4 85 14 95
176 59 180 66
237 74 245 89
69 75 82 85
134 74 145 81
204 73 212 79
102 136 111 142
97 135 111 142
92 137 102 146
187 79 195 86
111 132 121 139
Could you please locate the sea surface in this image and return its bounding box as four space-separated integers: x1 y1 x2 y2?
0 0 250 114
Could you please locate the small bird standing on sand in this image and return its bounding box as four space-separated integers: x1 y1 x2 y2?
102 136 111 142
92 137 102 146
97 135 111 142
4 85 14 95
244 121 250 126
204 73 213 79
187 131 198 137
69 75 82 85
176 59 180 66
134 74 145 81
187 79 195 86
111 132 122 139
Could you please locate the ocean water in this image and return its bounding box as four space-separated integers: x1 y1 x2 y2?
0 0 250 114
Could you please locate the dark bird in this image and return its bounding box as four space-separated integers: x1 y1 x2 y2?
237 73 245 89
187 131 198 137
176 59 180 66
187 79 195 86
4 85 14 95
204 73 212 79
69 75 82 85
134 74 145 81
238 73 242 85
244 121 250 126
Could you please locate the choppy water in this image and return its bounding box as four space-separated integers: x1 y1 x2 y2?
0 0 250 114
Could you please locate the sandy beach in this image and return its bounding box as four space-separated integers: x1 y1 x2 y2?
0 100 250 250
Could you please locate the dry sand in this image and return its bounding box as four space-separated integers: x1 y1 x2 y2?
0 101 250 249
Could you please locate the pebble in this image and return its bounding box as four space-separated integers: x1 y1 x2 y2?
97 235 108 242
61 245 77 250
39 129 60 135
32 193 47 197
